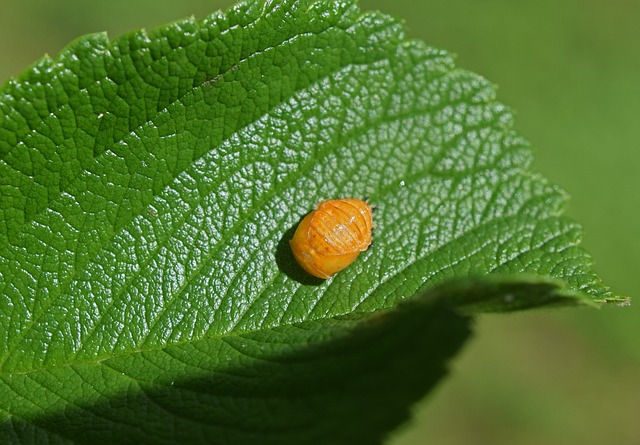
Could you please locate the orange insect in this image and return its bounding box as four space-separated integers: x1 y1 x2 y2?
289 198 373 279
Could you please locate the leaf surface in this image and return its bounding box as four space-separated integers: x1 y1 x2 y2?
0 0 625 443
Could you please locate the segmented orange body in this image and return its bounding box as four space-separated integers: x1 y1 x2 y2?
289 198 373 279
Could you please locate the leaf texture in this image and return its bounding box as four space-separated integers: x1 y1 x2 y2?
0 0 625 443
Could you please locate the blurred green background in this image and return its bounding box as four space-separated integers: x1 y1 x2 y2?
1 0 638 444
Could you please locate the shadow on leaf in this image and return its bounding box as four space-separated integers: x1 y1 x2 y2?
0 296 471 445
275 218 324 286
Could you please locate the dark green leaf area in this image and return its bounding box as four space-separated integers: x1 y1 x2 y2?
1 287 471 445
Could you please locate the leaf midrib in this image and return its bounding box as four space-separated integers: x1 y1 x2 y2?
0 308 370 379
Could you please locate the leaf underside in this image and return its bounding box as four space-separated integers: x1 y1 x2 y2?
0 0 626 443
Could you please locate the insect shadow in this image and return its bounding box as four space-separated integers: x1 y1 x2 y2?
275 219 324 286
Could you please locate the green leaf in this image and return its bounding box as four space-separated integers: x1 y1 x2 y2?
0 0 627 443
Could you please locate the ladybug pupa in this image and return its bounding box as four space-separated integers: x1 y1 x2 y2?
289 198 373 279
